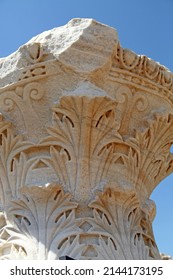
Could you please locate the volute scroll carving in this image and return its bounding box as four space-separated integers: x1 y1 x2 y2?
0 82 46 142
0 18 173 259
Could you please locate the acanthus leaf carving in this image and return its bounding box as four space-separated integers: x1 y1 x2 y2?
0 185 84 260
1 19 173 260
41 95 124 201
87 189 160 259
0 93 171 260
132 114 173 197
0 116 32 206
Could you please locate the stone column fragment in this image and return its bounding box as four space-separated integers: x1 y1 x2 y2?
0 18 173 259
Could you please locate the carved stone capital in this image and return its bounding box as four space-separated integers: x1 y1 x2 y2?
0 18 173 259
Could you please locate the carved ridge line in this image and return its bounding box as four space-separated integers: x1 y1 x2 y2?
110 67 173 91
109 68 173 105
0 59 62 94
113 44 173 90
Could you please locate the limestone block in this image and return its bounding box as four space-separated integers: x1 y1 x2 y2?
0 18 173 259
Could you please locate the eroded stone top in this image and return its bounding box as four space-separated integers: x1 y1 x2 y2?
0 18 172 260
0 18 173 97
0 18 118 88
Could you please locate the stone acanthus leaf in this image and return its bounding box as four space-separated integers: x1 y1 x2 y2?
0 91 172 259
0 18 173 259
87 189 160 259
130 114 173 197
41 95 123 201
0 185 84 260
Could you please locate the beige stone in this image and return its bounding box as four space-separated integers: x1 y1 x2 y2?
0 18 173 259
160 253 172 260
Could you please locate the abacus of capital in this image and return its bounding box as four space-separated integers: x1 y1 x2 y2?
0 19 173 260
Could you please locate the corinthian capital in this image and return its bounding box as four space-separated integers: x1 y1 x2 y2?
0 18 172 259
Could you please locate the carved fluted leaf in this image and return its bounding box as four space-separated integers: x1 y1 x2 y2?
134 114 173 195
88 190 153 259
0 185 80 259
0 120 32 207
41 96 123 196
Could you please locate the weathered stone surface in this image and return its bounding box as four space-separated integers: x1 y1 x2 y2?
0 18 117 88
0 18 173 259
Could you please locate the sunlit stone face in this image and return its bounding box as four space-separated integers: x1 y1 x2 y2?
0 18 173 259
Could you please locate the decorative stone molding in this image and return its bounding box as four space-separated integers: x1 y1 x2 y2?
0 18 173 259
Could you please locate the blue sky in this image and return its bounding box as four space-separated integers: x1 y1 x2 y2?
0 0 173 257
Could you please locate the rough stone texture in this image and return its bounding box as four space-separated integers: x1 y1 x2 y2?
0 18 173 259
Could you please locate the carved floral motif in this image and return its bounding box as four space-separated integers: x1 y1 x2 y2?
0 88 172 259
87 190 160 259
24 43 44 64
114 42 173 91
0 185 82 260
0 82 45 140
41 96 122 200
109 43 173 106
0 19 173 259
